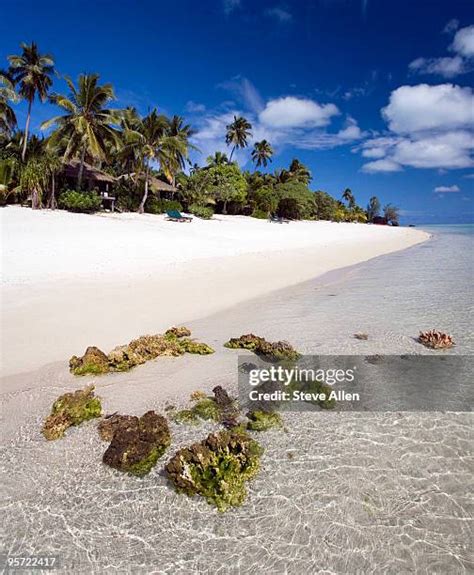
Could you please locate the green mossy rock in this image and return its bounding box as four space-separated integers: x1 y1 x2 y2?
165 326 192 338
69 346 110 376
246 410 284 431
192 398 221 422
102 411 171 477
224 334 300 362
179 338 215 355
172 409 201 426
166 429 263 512
42 385 102 440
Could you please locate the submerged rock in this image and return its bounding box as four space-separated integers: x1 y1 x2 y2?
69 346 110 376
172 386 240 427
172 409 201 425
224 334 300 362
98 413 137 441
246 410 284 431
179 338 215 355
165 429 263 512
103 411 171 477
42 385 102 440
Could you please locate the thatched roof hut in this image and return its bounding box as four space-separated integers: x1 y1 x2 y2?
118 173 177 193
62 160 116 184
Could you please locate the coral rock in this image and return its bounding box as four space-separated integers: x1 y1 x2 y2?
69 346 110 376
224 334 300 362
165 326 192 338
103 411 171 476
246 410 284 431
165 429 263 512
354 333 369 341
418 330 455 349
98 413 137 441
42 385 102 440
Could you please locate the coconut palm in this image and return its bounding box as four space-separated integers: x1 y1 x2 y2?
7 42 55 161
225 115 252 161
42 73 121 187
206 151 229 166
251 140 273 168
342 187 355 209
289 159 311 184
163 115 196 186
0 70 19 135
124 109 188 213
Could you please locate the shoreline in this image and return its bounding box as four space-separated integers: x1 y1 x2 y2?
0 207 429 377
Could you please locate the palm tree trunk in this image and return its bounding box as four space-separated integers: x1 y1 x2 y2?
78 147 86 189
138 164 150 214
229 146 236 162
50 175 57 209
31 187 39 210
222 200 228 214
21 100 32 162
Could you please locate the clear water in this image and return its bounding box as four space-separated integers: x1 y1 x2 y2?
1 227 473 574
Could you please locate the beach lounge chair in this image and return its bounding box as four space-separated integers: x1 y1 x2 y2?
268 214 290 224
166 210 193 222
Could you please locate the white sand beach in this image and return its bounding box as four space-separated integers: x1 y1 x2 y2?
0 206 428 377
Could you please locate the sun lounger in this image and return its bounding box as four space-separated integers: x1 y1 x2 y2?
268 215 290 224
166 210 193 222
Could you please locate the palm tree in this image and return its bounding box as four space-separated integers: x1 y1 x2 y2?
342 187 355 209
42 74 120 187
163 115 196 186
225 115 252 162
289 159 311 184
206 151 229 166
251 140 273 168
0 70 18 135
8 42 55 161
124 109 188 213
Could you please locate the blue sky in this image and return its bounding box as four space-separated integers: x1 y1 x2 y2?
1 0 473 223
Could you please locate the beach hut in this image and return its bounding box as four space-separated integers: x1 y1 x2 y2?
117 173 177 199
61 160 117 210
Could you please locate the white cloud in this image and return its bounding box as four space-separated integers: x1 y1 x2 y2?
408 56 466 78
259 96 340 128
266 6 292 22
381 84 474 134
185 100 206 113
443 19 459 34
218 77 264 113
451 25 474 57
434 185 460 192
362 159 403 173
410 23 474 78
391 131 473 169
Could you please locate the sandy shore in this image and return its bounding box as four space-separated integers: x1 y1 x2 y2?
0 206 428 376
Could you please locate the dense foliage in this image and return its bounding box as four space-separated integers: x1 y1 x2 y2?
0 40 399 225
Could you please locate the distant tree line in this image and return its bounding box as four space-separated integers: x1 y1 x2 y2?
0 42 399 224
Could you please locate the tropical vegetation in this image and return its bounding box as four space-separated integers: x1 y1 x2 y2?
0 41 400 225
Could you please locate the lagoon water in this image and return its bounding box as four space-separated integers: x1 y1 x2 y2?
1 226 473 574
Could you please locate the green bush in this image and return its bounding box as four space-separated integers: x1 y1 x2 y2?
59 190 102 213
251 209 269 219
189 203 214 219
146 198 183 215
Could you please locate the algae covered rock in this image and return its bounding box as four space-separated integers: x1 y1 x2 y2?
42 385 102 440
69 328 214 375
172 386 240 427
98 413 137 441
69 346 110 376
165 429 263 511
102 411 171 476
418 330 455 349
172 409 201 426
224 334 300 362
165 326 192 338
246 410 284 431
179 338 215 355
